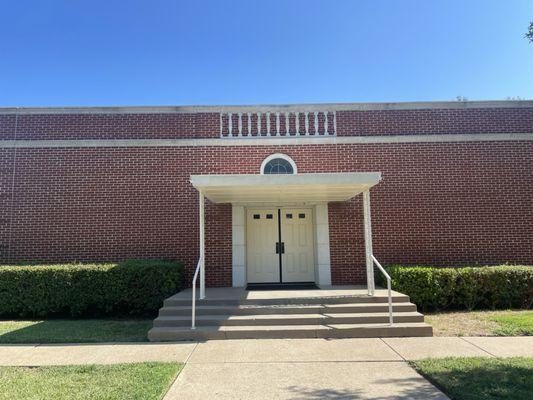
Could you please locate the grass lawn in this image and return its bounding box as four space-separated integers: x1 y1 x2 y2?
412 357 533 400
0 319 152 343
0 362 182 400
490 313 533 336
426 310 533 337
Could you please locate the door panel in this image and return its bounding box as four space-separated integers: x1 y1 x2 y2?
246 209 280 283
281 208 315 282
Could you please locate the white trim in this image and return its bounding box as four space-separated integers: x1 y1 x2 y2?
190 172 381 188
315 204 331 286
260 153 298 174
1 100 532 114
1 133 531 148
231 205 246 287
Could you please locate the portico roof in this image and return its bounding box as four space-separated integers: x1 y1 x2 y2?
189 172 381 203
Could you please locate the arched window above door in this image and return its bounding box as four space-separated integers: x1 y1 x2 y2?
260 153 297 175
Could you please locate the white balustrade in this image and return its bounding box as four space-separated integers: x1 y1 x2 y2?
220 110 337 138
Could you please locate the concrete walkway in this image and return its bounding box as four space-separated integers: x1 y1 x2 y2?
1 337 532 399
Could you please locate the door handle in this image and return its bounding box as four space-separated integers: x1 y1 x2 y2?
281 242 285 254
275 242 280 254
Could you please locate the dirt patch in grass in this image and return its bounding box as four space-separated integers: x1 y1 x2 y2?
426 310 532 337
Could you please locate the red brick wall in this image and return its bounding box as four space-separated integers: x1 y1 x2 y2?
2 106 532 141
0 115 16 139
329 141 533 283
0 113 220 140
337 108 533 136
0 148 15 258
1 141 532 286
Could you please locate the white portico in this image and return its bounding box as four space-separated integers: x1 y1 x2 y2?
189 170 382 294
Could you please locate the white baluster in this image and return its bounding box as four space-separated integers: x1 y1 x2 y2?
238 113 243 137
228 113 233 137
219 113 223 137
333 111 337 135
305 112 309 136
295 112 300 136
314 112 319 135
257 112 261 136
266 112 271 136
285 112 290 136
275 112 280 136
247 113 252 136
324 112 329 135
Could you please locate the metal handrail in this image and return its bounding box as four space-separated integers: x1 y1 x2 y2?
191 257 203 330
371 255 393 326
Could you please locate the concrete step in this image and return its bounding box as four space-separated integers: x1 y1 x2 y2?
163 294 410 307
158 302 418 316
148 322 433 341
153 312 425 327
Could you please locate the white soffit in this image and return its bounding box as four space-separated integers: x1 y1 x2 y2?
189 172 382 203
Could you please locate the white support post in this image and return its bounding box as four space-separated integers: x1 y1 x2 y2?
363 190 375 295
199 191 206 299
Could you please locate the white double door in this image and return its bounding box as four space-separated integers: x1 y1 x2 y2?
246 208 315 283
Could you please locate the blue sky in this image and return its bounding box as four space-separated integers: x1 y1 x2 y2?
0 0 532 106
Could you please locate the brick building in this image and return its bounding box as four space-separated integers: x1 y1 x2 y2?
1 101 532 290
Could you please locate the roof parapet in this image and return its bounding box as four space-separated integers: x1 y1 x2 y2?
0 100 532 115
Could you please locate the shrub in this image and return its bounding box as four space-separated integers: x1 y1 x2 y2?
380 265 533 312
0 260 183 317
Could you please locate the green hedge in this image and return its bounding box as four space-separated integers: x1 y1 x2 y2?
0 259 183 317
380 265 533 312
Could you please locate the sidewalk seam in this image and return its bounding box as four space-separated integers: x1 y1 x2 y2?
161 341 199 400
379 338 407 361
460 337 498 358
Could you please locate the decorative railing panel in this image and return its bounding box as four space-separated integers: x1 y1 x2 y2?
220 110 336 138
